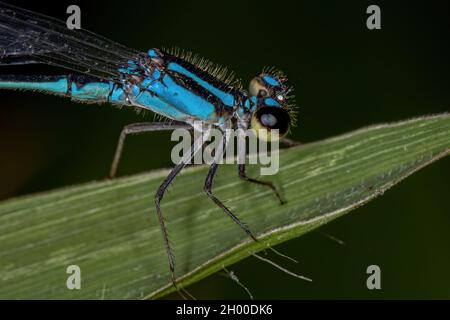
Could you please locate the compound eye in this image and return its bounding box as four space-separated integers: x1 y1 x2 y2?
261 113 278 127
251 106 291 141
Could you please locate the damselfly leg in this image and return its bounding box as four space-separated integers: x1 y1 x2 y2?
155 162 188 287
204 161 258 242
109 122 192 178
203 132 257 241
155 133 206 287
238 163 285 204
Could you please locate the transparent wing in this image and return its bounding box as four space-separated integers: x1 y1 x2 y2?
0 1 144 81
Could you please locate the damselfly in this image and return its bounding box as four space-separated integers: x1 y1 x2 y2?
0 1 296 286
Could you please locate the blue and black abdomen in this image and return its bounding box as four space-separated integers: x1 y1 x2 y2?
0 74 117 103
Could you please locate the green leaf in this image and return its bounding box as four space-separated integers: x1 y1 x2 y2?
0 114 449 299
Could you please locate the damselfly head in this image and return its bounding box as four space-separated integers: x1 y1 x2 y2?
249 70 294 141
249 72 289 103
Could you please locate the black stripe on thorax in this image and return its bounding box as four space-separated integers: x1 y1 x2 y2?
167 70 232 117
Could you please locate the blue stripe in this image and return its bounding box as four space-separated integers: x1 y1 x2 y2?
264 97 280 107
142 75 216 121
262 75 281 87
131 87 189 120
71 82 112 102
0 77 68 94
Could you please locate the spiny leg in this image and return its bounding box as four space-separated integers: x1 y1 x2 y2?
155 135 206 287
109 122 192 178
238 163 285 204
155 162 188 286
204 161 257 242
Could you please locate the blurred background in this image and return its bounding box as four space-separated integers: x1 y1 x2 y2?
0 0 449 298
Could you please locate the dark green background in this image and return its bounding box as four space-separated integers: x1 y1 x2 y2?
0 0 449 299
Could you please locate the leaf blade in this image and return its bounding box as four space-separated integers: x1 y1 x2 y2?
0 113 448 299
